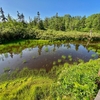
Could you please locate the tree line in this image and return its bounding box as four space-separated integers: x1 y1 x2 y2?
0 7 100 43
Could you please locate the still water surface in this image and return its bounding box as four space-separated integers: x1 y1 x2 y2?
0 43 99 74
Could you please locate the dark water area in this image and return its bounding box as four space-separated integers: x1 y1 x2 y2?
0 42 99 74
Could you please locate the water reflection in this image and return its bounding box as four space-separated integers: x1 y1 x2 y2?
0 42 99 74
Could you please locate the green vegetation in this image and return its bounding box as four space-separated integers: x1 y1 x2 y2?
61 55 66 59
0 59 100 99
58 59 62 63
68 55 72 61
0 7 100 43
1 7 100 100
53 61 56 65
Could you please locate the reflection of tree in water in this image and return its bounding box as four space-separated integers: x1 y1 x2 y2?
10 53 13 58
53 44 56 52
38 45 43 55
75 44 80 51
57 43 61 48
66 43 71 49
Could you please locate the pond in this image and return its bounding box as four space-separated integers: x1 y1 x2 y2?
0 41 99 74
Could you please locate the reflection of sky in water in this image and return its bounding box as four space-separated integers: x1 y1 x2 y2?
0 43 98 74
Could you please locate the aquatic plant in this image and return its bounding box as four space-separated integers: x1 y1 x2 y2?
61 55 66 59
68 55 72 59
53 61 56 65
68 55 72 61
78 59 84 63
58 59 62 63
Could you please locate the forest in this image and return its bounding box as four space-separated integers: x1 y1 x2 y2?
0 7 100 43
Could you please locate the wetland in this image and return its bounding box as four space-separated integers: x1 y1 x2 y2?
0 40 99 74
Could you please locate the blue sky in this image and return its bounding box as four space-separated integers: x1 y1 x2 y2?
0 0 100 21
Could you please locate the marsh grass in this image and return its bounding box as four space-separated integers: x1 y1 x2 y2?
0 59 100 99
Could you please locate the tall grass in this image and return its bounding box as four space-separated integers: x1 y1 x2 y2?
0 59 100 99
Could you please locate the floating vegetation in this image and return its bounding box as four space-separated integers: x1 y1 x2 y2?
53 61 56 65
69 58 72 61
68 55 72 59
68 55 72 61
58 59 62 63
61 55 66 59
78 59 84 63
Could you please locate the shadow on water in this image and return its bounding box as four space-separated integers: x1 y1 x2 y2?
0 41 100 74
